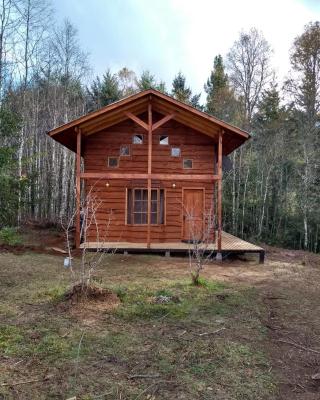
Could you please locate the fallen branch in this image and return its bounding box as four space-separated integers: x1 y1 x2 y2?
198 327 226 337
129 374 160 380
1 374 54 387
276 339 320 355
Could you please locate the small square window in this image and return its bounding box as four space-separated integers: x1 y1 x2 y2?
120 145 130 156
133 134 143 144
171 147 181 157
108 157 119 168
160 135 169 145
183 159 193 169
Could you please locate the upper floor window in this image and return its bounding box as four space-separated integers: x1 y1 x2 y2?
133 134 143 144
171 147 181 157
120 145 130 156
108 157 119 168
159 135 169 145
183 159 193 169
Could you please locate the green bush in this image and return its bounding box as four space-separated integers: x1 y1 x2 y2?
0 227 22 245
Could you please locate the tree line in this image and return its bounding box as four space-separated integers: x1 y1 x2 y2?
0 0 319 252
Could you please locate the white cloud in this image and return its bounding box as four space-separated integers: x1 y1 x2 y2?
54 0 320 99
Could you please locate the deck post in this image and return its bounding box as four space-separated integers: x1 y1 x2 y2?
217 130 223 256
147 99 152 248
75 127 81 249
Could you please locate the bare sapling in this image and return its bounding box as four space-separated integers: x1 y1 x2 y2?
185 205 216 285
61 184 115 299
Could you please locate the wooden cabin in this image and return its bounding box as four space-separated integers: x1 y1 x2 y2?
48 89 264 261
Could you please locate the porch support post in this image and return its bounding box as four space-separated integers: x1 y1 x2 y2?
75 127 81 249
147 100 152 248
217 130 223 253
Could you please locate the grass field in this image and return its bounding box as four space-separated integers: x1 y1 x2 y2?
0 246 320 399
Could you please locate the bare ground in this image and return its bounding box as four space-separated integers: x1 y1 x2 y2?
0 233 320 399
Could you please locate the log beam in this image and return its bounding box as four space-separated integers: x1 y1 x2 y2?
80 172 219 181
125 112 149 131
75 127 81 249
147 101 152 248
152 113 175 131
217 131 223 252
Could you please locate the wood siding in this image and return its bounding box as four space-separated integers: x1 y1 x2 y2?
83 118 216 243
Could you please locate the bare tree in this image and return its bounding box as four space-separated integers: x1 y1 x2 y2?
62 185 115 293
227 27 272 128
184 204 216 285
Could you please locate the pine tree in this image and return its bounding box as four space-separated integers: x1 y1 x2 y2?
136 70 157 90
171 72 202 109
87 70 122 111
171 72 192 103
205 55 237 122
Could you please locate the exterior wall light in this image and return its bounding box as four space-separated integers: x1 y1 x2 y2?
172 183 176 188
106 182 110 188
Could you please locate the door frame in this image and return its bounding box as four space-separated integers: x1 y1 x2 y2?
181 187 205 241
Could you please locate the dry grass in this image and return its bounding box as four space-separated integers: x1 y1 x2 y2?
0 247 319 399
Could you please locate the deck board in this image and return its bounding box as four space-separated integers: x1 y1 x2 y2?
80 231 263 252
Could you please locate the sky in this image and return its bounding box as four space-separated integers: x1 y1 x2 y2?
53 0 320 97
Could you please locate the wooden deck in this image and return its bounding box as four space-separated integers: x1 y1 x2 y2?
80 231 265 262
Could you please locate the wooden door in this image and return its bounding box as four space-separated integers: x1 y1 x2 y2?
182 189 204 242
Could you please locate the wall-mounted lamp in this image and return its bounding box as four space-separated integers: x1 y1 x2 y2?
106 182 110 188
172 183 176 188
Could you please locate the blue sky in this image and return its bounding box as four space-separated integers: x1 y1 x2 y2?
53 0 320 96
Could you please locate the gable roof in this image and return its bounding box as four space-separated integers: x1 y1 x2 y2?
47 89 250 155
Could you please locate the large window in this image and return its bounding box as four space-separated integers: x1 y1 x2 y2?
127 188 165 225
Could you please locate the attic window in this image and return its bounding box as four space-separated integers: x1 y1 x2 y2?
159 135 169 145
171 147 181 157
183 159 193 169
108 157 119 168
120 145 130 156
133 134 143 144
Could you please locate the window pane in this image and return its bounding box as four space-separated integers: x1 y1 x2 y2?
134 200 142 212
160 135 169 145
151 189 157 201
133 134 143 144
141 212 147 224
151 201 157 212
127 189 132 224
183 159 193 169
120 145 130 156
142 200 147 212
142 190 148 201
135 189 142 200
171 147 181 157
159 189 165 224
108 157 118 167
151 212 157 224
134 213 141 224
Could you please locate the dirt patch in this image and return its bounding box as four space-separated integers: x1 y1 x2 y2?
57 284 121 324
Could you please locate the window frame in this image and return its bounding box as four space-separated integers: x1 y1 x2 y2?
126 188 165 226
159 135 169 145
132 134 143 144
171 147 181 157
107 156 119 168
183 158 193 169
120 144 131 157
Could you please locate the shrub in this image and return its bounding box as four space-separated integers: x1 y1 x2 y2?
0 227 22 245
